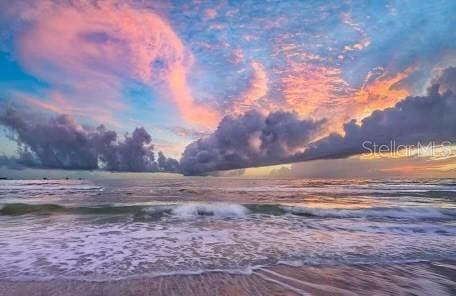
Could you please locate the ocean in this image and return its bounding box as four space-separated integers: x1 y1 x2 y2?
0 178 455 295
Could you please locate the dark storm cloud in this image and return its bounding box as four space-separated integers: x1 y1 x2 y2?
157 151 180 173
0 108 180 172
180 110 324 175
181 67 456 175
3 67 455 175
0 155 24 170
301 83 456 161
432 66 456 94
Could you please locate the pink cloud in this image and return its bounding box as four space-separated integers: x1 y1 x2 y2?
340 12 371 52
168 66 219 126
14 0 218 127
204 8 218 20
229 61 270 114
13 91 121 127
230 48 245 64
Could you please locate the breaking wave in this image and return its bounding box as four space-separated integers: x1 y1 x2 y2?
167 203 249 218
281 206 456 220
1 202 454 222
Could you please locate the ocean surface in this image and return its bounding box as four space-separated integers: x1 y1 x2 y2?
0 178 455 282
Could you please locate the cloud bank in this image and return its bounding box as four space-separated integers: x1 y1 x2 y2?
181 67 456 175
2 67 455 176
0 108 179 172
180 110 324 175
301 83 455 161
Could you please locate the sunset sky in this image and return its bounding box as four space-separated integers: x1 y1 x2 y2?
0 0 455 178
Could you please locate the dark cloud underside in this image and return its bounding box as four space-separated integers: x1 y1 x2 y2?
181 67 456 175
1 68 455 175
0 108 179 173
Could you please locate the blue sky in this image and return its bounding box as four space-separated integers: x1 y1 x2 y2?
0 0 455 177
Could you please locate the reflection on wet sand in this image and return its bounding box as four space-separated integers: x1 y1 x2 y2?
1 261 454 296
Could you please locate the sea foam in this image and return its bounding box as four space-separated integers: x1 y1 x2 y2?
170 203 250 218
281 206 455 220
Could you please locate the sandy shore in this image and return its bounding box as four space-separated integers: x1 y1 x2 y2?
1 261 455 296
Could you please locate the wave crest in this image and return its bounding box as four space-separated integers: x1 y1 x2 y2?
170 203 250 218
281 206 455 220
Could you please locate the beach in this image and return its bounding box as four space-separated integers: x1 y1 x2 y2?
1 0 455 294
1 261 455 296
0 178 455 295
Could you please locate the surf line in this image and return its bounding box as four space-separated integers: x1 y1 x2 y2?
254 270 309 295
257 268 358 296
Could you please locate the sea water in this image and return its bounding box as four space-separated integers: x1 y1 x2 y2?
0 178 455 281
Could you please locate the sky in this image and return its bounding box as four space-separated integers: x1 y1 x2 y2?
0 0 455 178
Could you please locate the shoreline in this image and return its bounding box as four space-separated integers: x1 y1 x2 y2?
1 261 455 296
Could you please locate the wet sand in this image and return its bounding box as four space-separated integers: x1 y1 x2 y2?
1 261 455 296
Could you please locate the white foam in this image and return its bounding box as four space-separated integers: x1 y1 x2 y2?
281 206 454 220
170 203 250 218
0 210 455 281
143 204 175 214
1 178 456 281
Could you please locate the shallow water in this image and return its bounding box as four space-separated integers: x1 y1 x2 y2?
1 261 455 296
0 178 455 281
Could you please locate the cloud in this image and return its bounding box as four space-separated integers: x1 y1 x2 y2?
340 12 370 52
301 82 456 161
180 110 324 175
269 156 456 179
230 48 244 64
0 155 24 170
13 91 122 128
432 66 456 94
0 107 179 172
228 61 269 114
157 151 180 173
9 0 218 127
181 67 456 175
279 61 413 135
204 8 218 20
280 63 348 118
352 66 415 120
166 126 210 139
